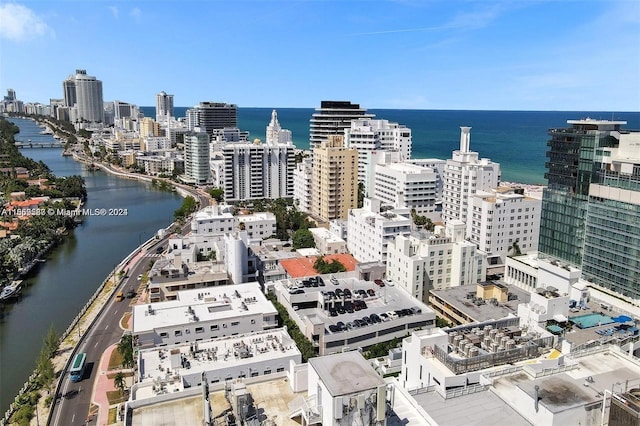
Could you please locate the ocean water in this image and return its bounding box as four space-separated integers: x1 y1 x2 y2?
140 107 640 185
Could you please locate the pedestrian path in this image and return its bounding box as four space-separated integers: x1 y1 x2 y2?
143 253 162 258
91 344 118 426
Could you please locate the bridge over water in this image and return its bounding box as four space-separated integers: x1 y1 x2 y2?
14 141 65 149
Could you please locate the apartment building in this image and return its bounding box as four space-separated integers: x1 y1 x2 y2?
347 198 411 263
309 100 373 151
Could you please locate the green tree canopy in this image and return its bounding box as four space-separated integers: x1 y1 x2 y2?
292 229 315 250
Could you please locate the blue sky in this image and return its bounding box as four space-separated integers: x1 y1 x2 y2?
1 0 638 110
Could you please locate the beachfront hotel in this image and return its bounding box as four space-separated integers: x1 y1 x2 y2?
309 100 373 151
442 127 501 226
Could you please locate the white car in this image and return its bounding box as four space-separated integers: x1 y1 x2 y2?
137 274 143 280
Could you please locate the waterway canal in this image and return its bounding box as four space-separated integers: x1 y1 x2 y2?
0 118 183 412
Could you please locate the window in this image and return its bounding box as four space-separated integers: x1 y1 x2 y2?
195 327 204 334
159 332 168 338
174 330 182 337
277 367 284 373
231 321 239 326
210 325 219 331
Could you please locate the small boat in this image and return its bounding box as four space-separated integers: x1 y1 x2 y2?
0 281 23 302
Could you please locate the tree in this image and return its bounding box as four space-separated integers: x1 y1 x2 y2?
208 187 224 202
117 334 134 368
44 325 59 358
37 347 55 394
113 372 126 396
292 229 315 250
357 182 365 208
173 196 198 222
313 256 346 274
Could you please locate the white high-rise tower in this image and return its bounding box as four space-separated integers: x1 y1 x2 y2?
156 91 174 121
266 110 292 146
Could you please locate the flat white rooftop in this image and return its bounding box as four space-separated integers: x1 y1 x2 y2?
309 351 384 397
133 282 276 334
138 328 300 397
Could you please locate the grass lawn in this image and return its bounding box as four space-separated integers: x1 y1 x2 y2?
107 349 124 370
108 407 117 424
107 371 134 380
106 390 128 405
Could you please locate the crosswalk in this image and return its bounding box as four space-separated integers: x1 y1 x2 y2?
143 253 163 258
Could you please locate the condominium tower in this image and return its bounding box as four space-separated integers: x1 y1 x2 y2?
62 69 104 123
311 135 358 222
539 119 640 301
344 117 412 182
309 101 373 150
186 102 237 136
183 131 211 185
156 91 174 120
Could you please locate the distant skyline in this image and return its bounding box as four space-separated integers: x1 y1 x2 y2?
1 0 639 111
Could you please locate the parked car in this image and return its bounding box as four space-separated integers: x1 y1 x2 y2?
336 321 347 331
328 325 339 333
367 289 376 297
369 313 382 323
374 279 385 287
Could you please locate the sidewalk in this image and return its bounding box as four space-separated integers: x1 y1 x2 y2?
91 344 134 426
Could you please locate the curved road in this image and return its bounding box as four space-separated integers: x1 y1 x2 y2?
49 224 189 426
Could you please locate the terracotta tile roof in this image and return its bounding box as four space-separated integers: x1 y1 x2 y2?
280 253 358 279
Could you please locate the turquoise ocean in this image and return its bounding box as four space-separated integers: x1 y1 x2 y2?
141 107 640 185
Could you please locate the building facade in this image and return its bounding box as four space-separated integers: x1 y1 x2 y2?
309 101 373 150
293 157 313 214
311 135 358 222
442 127 501 226
155 91 174 120
347 198 412 263
186 102 237 135
183 131 211 184
344 117 412 182
222 141 295 203
65 69 104 124
539 119 640 301
468 186 541 267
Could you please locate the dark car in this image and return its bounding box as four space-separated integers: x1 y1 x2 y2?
396 309 406 317
367 289 376 297
156 246 164 254
317 276 325 286
337 305 346 315
329 308 338 317
361 316 372 325
335 288 344 298
290 289 305 295
369 313 381 323
355 300 367 310
345 302 354 314
126 290 136 299
329 325 339 332
374 279 385 287
336 321 347 331
354 319 366 327
343 289 352 298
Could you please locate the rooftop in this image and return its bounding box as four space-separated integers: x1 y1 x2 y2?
132 283 276 334
138 328 300 395
430 282 531 323
309 351 384 397
280 253 358 279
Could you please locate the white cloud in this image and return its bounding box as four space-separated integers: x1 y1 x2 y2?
0 3 53 42
109 6 119 19
130 7 142 22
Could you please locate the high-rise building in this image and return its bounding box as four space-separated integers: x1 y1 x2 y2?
4 89 16 101
367 151 439 219
74 70 104 123
309 101 373 150
183 131 211 185
539 119 640 300
62 76 76 107
344 117 412 182
468 186 541 267
221 140 295 203
156 91 174 120
293 157 313 213
186 102 237 136
265 109 292 145
442 127 501 226
311 135 358 222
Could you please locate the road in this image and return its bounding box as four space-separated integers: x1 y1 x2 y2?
49 236 170 426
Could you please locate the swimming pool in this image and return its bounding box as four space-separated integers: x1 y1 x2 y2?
571 313 615 329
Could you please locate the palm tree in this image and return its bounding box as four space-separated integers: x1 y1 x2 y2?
117 334 134 368
113 372 126 396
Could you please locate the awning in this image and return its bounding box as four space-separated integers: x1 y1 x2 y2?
553 314 568 323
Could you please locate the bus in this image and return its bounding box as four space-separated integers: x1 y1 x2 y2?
69 352 87 382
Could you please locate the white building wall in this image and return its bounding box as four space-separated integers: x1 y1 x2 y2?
190 205 236 235
442 127 500 226
293 157 313 213
347 198 411 263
